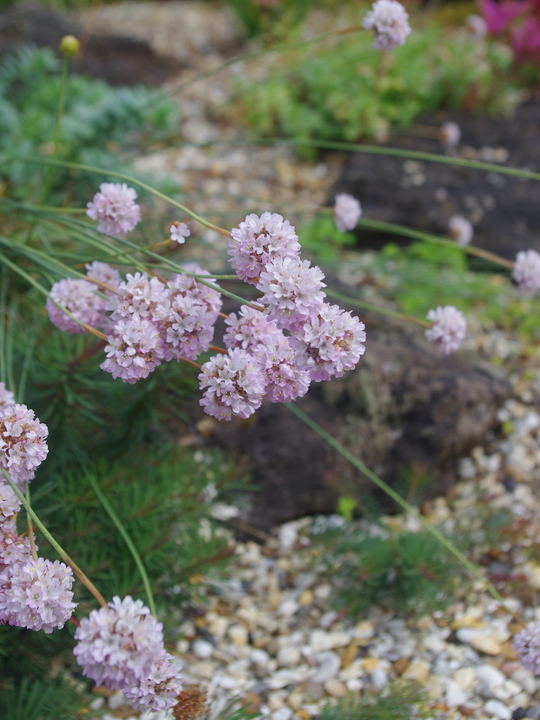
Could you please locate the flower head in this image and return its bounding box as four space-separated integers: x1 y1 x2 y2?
224 305 282 352
86 261 121 296
514 622 540 675
110 273 169 323
513 250 540 296
290 303 367 381
199 348 266 421
0 403 48 487
425 306 467 355
0 483 21 520
440 121 461 149
101 318 164 383
334 194 362 233
448 215 473 246
229 213 301 285
0 524 32 567
86 183 141 237
0 558 76 633
255 335 311 402
170 222 191 244
46 278 107 334
74 595 164 689
123 651 183 712
0 383 15 410
362 0 411 50
257 257 326 332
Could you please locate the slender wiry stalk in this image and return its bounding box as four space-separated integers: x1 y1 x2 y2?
3 471 107 607
327 288 431 327
40 57 69 203
25 485 38 562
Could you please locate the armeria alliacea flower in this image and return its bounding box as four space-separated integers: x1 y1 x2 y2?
0 383 15 409
110 272 169 323
0 403 48 487
513 250 540 296
101 318 164 384
425 306 467 355
255 335 311 403
0 557 76 633
199 348 266 421
123 651 183 712
448 215 473 246
514 621 540 675
440 121 461 149
86 261 121 296
46 278 107 334
0 483 21 520
290 303 367 381
0 522 32 567
334 194 362 233
86 183 141 237
229 212 301 285
170 222 191 244
257 257 326 332
362 0 411 50
224 305 282 352
74 596 164 689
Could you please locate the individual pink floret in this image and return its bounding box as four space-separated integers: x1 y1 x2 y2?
513 249 540 296
257 257 327 332
0 483 21 520
514 621 540 675
199 348 266 421
0 403 48 487
448 215 473 246
334 194 362 233
46 278 107 334
229 212 301 285
290 303 367 381
224 305 282 352
362 0 411 50
0 383 15 409
123 651 183 712
101 318 164 384
440 122 461 149
0 557 76 633
170 222 191 244
425 306 467 355
255 335 311 403
86 183 141 237
74 596 164 690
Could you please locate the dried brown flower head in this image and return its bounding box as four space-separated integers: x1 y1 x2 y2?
172 685 208 720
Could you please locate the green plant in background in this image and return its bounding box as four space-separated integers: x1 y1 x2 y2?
319 684 431 720
233 23 518 155
224 0 312 39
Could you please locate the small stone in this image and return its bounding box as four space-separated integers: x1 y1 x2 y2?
191 661 215 680
272 709 293 720
363 658 379 673
353 621 375 640
453 667 476 690
393 658 410 676
484 699 511 719
526 707 540 720
476 664 506 689
288 693 303 710
511 667 537 695
324 679 347 698
268 670 307 690
370 667 388 690
305 682 324 701
208 616 229 638
314 584 332 600
278 524 298 550
511 709 528 720
251 649 271 667
403 660 430 685
341 643 358 669
346 679 363 692
244 693 262 712
277 647 301 668
229 624 249 646
311 652 341 683
471 635 503 655
310 630 331 653
340 659 364 681
298 590 314 606
192 638 214 659
445 680 468 707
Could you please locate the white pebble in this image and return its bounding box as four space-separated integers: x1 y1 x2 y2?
484 699 511 719
445 679 468 707
271 709 293 720
277 647 301 667
192 638 214 659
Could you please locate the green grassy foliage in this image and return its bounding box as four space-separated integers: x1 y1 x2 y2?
320 684 431 720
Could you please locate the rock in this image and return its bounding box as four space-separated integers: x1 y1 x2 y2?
229 625 249 646
310 652 341 683
208 616 229 638
298 590 314 606
370 667 389 690
476 665 507 690
192 638 214 659
453 667 476 690
288 693 304 710
445 679 468 707
511 709 528 720
272 708 293 720
305 682 324 701
403 660 430 685
324 679 347 698
278 524 298 550
471 635 503 655
526 706 540 720
393 658 410 676
484 699 512 719
511 667 538 695
353 621 375 641
268 670 308 690
277 647 301 668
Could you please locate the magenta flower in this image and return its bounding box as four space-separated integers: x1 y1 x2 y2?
224 305 282 352
123 651 183 712
86 183 141 237
362 0 411 50
199 348 266 421
334 194 362 233
0 403 48 487
101 318 164 383
46 278 107 334
425 306 467 355
229 212 301 285
513 250 540 296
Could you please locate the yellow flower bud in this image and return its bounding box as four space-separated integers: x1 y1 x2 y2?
59 35 80 57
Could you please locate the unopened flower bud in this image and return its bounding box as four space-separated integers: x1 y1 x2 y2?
59 35 80 57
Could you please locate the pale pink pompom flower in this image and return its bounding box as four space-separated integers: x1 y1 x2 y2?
425 306 467 355
448 215 473 246
513 621 540 675
229 212 301 285
224 305 282 352
0 523 33 567
290 303 367 382
110 272 169 323
199 348 266 421
101 318 164 384
440 121 461 150
362 0 411 50
0 483 21 520
86 261 121 295
0 403 48 487
513 250 540 296
86 183 141 237
123 651 183 712
255 335 311 403
46 278 107 334
334 194 362 232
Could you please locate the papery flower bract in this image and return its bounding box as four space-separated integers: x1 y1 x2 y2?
425 306 467 355
0 557 76 633
290 303 367 381
199 348 265 421
0 403 48 487
440 122 461 149
0 383 15 409
74 595 164 689
229 212 301 285
123 651 183 712
255 335 311 402
224 305 282 352
86 183 141 237
170 222 191 244
101 318 164 384
362 0 411 50
334 194 362 233
448 215 473 246
514 621 540 675
110 273 169 323
513 250 540 296
257 257 326 332
46 278 107 334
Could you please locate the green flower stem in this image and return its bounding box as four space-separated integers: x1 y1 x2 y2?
286 404 516 618
40 56 69 204
326 288 431 328
85 471 156 617
25 484 38 562
3 470 107 607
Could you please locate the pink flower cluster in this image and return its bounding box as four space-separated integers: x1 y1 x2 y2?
86 183 141 237
0 402 48 487
362 0 411 50
425 306 467 355
74 595 183 712
513 249 540 296
513 621 540 675
334 194 362 232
